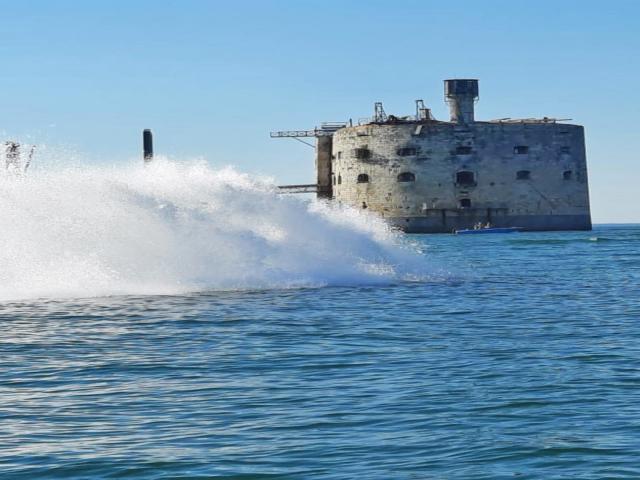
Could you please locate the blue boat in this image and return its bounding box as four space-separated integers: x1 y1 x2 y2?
455 227 522 235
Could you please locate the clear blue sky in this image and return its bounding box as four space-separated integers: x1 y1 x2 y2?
1 0 638 223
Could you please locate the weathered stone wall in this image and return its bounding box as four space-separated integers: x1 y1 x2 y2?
316 136 332 198
331 121 591 232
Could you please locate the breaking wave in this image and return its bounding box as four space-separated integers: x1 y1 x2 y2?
0 158 435 301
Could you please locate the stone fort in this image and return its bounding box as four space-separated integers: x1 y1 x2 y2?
273 79 591 233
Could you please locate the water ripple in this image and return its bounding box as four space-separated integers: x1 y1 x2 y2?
1 226 640 478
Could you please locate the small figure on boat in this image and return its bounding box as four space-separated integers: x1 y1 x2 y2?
473 222 491 230
456 223 522 235
473 222 492 230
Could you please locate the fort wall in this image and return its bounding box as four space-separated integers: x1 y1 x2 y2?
331 121 591 232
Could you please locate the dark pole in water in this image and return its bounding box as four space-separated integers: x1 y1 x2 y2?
143 129 153 163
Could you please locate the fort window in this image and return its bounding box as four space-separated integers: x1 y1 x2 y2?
455 146 472 155
397 147 417 156
560 146 571 154
354 148 371 160
459 198 471 208
337 151 342 159
332 175 336 186
456 170 476 186
563 170 572 180
514 146 529 154
337 174 342 185
516 170 531 180
397 172 415 182
357 173 369 183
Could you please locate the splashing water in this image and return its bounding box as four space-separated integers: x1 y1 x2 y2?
0 159 435 301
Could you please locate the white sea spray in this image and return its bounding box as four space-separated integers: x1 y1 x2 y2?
0 157 436 301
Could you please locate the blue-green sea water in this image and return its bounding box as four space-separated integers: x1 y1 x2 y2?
1 225 639 479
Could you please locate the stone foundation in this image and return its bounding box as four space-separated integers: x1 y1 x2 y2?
388 214 592 234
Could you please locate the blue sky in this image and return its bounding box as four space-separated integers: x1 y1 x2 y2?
1 0 638 222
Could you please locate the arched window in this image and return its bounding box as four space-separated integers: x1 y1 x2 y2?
357 173 369 183
563 170 572 180
516 170 531 180
397 172 415 182
456 170 475 186
337 174 342 185
459 198 471 208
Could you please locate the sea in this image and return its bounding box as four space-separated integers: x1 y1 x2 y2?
1 161 639 479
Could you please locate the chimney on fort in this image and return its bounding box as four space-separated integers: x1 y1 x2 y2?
444 79 479 124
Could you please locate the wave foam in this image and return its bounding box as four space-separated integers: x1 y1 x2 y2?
0 159 435 301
